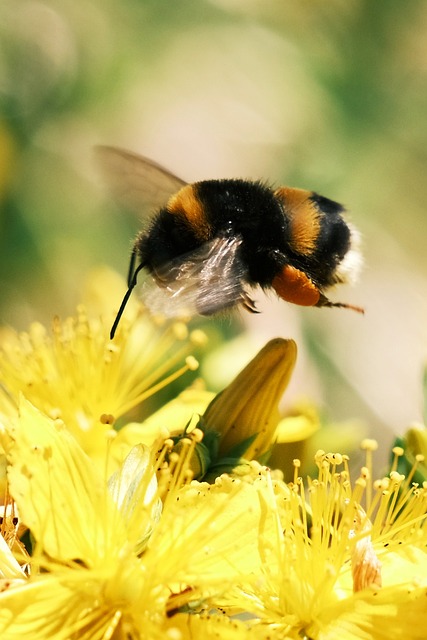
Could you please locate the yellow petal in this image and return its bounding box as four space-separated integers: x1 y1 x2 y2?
107 385 214 471
80 266 141 320
140 384 215 437
275 413 320 443
203 338 297 460
148 473 274 582
0 572 135 640
314 583 427 640
108 444 162 553
1 398 123 565
0 535 26 580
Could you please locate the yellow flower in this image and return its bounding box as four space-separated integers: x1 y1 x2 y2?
203 338 297 462
226 442 427 639
0 398 269 638
108 382 215 472
119 338 298 483
0 286 204 464
1 399 127 564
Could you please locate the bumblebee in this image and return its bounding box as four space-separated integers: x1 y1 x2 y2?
96 146 363 339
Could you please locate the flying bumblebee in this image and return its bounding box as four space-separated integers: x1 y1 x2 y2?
96 146 363 339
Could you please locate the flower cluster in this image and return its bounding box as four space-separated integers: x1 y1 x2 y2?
0 275 426 639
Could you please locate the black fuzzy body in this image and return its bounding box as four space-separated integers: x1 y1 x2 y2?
135 178 351 291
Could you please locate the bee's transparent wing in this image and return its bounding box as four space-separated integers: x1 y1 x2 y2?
141 235 256 318
94 145 187 215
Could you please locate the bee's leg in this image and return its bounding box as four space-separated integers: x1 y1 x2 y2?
271 265 321 307
316 293 364 314
241 291 259 313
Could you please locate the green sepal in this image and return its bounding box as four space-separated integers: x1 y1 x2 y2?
202 456 247 483
223 432 258 459
171 415 221 480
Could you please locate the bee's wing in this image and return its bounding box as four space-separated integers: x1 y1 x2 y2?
94 145 187 215
140 235 254 318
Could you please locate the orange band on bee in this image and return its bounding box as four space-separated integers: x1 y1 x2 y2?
274 187 321 256
167 185 211 241
272 265 320 307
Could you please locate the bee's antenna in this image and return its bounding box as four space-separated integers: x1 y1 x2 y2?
110 257 146 340
127 247 138 287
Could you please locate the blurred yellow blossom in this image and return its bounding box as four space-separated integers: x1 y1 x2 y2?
0 270 206 467
270 401 367 481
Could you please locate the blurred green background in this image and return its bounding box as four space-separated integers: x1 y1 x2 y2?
1 0 427 464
